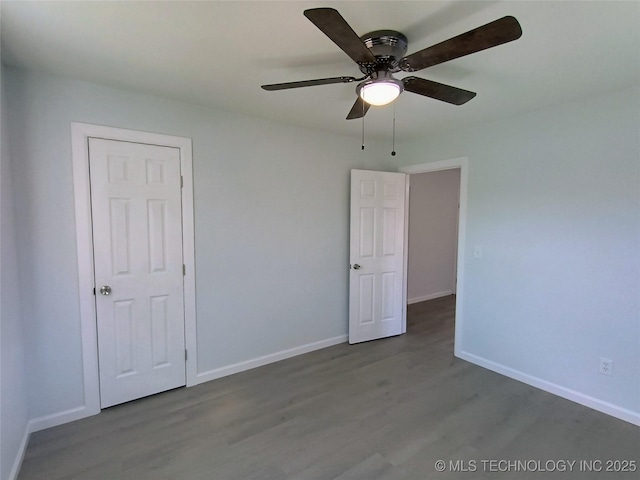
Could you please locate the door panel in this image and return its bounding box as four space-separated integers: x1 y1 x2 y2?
89 138 185 408
349 170 407 344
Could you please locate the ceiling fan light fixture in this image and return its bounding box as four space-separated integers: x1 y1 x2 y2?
357 78 403 106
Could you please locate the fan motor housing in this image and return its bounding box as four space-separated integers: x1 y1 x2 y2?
359 30 408 73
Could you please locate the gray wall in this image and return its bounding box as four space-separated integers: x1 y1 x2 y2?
395 85 640 416
2 65 638 479
407 169 460 303
4 67 392 422
1 63 29 480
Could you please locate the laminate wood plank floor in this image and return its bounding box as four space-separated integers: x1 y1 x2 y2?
18 296 639 479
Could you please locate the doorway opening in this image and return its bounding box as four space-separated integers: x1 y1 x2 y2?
407 168 460 304
400 158 468 356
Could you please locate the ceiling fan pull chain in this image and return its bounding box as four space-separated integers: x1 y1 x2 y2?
391 102 397 156
361 103 365 150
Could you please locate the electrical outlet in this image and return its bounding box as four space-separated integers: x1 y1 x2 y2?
599 358 613 375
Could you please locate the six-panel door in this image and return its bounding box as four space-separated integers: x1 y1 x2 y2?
89 138 186 408
349 169 406 344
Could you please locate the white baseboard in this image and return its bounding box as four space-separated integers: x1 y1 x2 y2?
23 335 348 437
28 404 98 433
7 425 30 480
195 335 348 385
457 350 640 426
10 338 635 480
407 290 454 305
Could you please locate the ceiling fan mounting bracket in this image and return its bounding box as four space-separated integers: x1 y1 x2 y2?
358 30 408 74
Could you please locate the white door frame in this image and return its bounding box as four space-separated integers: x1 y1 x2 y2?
71 122 197 420
400 157 468 358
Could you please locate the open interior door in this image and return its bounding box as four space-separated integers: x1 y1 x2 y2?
349 169 407 344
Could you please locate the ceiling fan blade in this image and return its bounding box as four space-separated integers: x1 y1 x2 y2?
399 16 522 72
304 8 377 65
402 76 476 105
346 96 371 120
261 76 357 91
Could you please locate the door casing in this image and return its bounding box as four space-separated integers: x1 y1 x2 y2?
67 122 197 427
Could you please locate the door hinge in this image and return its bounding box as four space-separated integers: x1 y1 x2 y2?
180 176 184 188
93 287 96 295
183 264 186 276
185 349 188 361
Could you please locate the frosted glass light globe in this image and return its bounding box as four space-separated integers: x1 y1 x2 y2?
358 80 402 106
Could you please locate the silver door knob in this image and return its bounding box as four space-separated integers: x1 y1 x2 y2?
99 285 112 296
353 264 361 270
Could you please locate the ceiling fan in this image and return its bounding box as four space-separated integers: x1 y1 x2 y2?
261 8 522 119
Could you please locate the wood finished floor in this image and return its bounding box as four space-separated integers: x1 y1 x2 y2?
19 296 639 479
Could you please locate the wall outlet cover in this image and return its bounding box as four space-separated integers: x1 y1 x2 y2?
599 357 613 375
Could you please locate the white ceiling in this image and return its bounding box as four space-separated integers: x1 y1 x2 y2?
2 1 639 141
